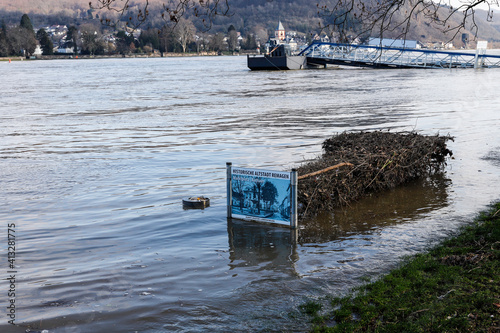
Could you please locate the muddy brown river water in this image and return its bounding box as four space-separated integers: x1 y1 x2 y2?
1 56 499 332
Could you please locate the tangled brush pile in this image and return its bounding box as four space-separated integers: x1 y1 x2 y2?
297 131 453 218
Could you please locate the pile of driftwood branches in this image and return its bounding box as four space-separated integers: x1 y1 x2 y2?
297 131 453 218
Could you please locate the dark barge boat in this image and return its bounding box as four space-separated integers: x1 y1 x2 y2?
247 44 306 70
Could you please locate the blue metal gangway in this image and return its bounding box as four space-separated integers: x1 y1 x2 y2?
298 41 500 69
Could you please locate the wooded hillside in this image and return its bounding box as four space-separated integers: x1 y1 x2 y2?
1 0 500 45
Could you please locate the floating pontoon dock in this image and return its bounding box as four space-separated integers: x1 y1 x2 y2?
298 41 500 69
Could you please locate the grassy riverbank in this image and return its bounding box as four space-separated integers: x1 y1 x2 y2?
301 201 500 332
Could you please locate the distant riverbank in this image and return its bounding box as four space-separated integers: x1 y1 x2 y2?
0 50 258 62
301 201 500 332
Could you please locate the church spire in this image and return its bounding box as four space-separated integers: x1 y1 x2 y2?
275 21 285 41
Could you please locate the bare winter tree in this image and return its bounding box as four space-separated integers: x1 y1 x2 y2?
90 0 230 30
80 23 105 55
317 0 499 42
175 18 196 52
90 0 499 40
7 26 37 56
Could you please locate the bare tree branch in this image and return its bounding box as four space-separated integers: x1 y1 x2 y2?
90 0 231 31
317 0 500 43
91 0 500 43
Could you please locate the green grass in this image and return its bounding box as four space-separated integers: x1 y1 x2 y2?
301 202 500 332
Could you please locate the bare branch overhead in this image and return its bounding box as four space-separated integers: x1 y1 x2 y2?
90 0 231 30
316 0 499 41
88 0 500 41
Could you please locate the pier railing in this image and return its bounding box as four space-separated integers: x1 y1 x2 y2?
298 41 500 69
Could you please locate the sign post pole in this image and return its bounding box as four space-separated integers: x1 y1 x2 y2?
475 41 488 69
226 162 232 219
290 168 298 229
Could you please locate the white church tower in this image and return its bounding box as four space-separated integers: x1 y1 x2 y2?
275 21 285 41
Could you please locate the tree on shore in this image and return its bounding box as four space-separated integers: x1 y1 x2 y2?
0 15 38 57
209 32 225 53
66 25 79 54
195 33 209 53
7 27 35 56
159 27 182 54
16 14 37 57
36 28 54 55
0 21 9 57
175 18 196 53
241 33 257 50
115 30 136 54
227 25 239 52
20 14 34 32
139 28 160 52
80 24 106 55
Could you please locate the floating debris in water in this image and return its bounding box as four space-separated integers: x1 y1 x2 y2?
297 131 453 218
140 288 154 296
183 196 210 209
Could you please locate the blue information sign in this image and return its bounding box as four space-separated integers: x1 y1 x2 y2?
227 164 297 228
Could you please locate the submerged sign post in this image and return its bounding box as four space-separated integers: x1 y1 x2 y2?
475 40 488 69
226 162 298 228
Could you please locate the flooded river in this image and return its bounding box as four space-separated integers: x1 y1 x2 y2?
1 56 499 332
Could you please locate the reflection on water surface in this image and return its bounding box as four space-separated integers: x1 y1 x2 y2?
301 174 451 243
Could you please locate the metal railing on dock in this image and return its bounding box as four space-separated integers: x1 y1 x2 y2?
298 41 500 69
